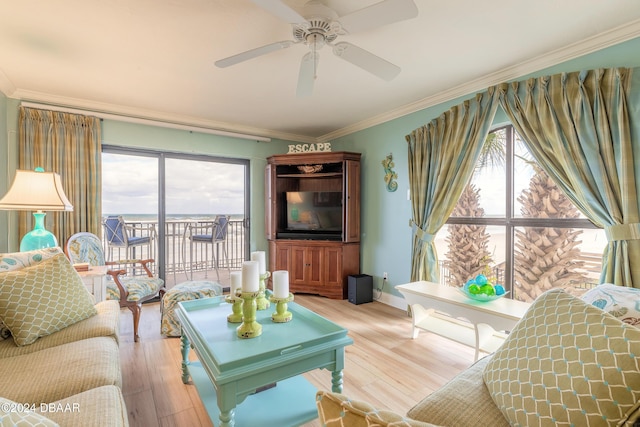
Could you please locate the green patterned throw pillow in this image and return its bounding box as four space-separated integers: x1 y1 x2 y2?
0 319 10 340
0 397 59 426
483 289 640 427
0 253 97 346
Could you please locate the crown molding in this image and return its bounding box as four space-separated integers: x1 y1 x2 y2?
318 19 640 143
4 19 639 145
0 69 16 97
11 89 317 144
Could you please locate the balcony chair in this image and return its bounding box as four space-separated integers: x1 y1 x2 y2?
65 232 165 342
103 215 156 262
183 215 230 281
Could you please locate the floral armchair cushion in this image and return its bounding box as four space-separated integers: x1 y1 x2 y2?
580 283 640 328
65 233 106 266
106 277 164 302
66 232 163 303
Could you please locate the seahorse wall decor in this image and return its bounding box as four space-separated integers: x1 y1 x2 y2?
382 153 398 192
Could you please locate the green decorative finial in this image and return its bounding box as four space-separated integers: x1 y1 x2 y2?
382 153 398 192
34 167 45 172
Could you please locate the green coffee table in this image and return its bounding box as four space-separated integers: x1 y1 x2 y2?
176 295 353 427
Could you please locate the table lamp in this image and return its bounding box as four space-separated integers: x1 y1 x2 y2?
0 168 73 251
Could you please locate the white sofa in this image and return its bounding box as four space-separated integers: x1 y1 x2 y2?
317 286 640 427
0 247 128 426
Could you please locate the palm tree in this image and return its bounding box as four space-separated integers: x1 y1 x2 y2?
445 184 492 286
513 165 588 302
444 131 504 286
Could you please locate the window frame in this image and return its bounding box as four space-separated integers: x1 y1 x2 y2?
101 144 251 282
444 125 599 294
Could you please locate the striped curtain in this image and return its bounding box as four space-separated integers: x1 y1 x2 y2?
498 68 640 289
19 107 102 247
406 89 500 282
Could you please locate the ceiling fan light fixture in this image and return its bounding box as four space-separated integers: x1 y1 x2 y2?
306 33 325 51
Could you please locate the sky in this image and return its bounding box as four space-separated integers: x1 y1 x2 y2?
101 153 246 217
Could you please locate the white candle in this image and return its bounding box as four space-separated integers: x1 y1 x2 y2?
230 271 242 295
251 251 266 275
241 261 259 292
272 270 289 299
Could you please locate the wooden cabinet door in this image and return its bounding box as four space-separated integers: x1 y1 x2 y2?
289 245 323 287
290 245 307 286
306 246 323 287
344 160 360 242
324 246 343 289
274 243 291 272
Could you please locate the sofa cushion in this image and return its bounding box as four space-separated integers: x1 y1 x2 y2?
316 391 438 427
0 247 65 342
0 336 121 404
37 385 128 427
406 356 509 427
0 253 97 346
0 396 59 426
483 289 640 427
0 300 120 359
581 283 640 328
0 247 63 273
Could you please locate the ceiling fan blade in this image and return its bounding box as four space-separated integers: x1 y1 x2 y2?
332 42 400 81
339 0 418 34
215 41 295 68
251 0 307 24
296 51 317 98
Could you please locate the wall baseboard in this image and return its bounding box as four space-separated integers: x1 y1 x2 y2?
375 290 409 313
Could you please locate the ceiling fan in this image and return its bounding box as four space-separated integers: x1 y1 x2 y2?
215 0 419 97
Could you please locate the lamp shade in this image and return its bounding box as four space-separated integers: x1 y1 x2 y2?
0 168 73 252
0 169 73 211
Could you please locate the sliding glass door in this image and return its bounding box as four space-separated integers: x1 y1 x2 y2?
165 157 248 287
101 151 159 263
102 146 250 288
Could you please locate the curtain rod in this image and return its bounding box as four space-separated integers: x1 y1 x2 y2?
19 101 271 143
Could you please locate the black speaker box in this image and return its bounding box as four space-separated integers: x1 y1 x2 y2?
348 274 373 305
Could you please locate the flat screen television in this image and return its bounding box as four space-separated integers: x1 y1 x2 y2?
277 191 343 240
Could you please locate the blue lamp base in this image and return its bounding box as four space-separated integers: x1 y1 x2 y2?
20 212 58 252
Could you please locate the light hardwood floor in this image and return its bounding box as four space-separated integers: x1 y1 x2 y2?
119 294 478 427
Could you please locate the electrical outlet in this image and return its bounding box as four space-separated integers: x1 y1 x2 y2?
383 272 388 280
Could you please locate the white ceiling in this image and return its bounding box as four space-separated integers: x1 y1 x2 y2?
1 0 640 143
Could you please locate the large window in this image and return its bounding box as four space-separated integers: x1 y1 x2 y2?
101 147 249 288
434 126 606 302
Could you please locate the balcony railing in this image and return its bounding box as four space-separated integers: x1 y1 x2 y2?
101 218 245 287
438 255 600 301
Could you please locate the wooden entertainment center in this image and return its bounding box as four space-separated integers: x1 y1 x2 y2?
265 151 361 299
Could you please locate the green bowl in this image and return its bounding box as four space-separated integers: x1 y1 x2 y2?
458 288 509 302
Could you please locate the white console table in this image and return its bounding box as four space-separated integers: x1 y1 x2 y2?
77 266 108 303
396 281 531 361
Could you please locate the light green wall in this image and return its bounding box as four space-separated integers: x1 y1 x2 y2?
2 36 640 292
0 96 20 252
332 36 640 298
0 92 9 252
